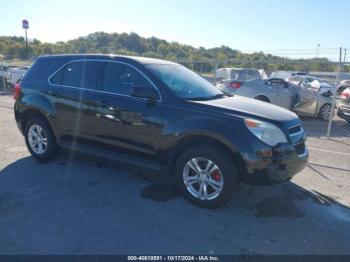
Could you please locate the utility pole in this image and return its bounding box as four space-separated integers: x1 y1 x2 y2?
317 44 321 58
0 54 6 93
344 48 347 63
22 19 29 60
327 47 342 138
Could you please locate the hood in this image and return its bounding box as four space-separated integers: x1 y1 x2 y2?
191 95 298 123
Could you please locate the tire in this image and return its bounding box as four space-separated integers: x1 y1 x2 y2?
255 96 270 103
24 117 59 161
174 145 239 208
319 104 332 121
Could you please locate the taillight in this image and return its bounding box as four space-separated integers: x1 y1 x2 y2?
341 90 350 99
229 82 242 89
14 83 21 99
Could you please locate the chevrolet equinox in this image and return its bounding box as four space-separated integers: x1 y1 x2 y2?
14 55 308 208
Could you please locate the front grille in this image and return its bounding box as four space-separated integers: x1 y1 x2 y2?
295 143 305 155
289 125 301 135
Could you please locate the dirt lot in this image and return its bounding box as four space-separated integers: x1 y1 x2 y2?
0 95 349 255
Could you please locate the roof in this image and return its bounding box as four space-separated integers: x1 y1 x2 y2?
38 54 176 65
217 68 257 71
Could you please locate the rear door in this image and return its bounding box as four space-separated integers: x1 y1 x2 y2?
293 82 319 115
91 61 163 160
49 60 103 144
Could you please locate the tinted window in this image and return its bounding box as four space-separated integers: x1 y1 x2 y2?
102 62 153 96
230 70 259 81
51 61 101 90
61 62 83 87
146 63 223 100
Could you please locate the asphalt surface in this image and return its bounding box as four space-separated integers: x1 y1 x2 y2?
0 95 350 255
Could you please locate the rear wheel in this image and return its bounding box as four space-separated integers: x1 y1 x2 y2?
255 95 270 103
175 145 239 208
24 117 59 161
319 104 332 121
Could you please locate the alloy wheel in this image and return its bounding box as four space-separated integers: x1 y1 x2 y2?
183 157 224 201
28 124 48 154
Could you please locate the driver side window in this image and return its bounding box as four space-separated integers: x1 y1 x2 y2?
102 62 155 97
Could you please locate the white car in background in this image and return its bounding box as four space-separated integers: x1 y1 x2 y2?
7 65 30 86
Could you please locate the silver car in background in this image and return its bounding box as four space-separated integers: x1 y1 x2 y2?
288 75 336 95
215 70 333 121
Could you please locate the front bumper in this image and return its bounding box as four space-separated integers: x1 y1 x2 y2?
337 104 350 121
241 143 308 185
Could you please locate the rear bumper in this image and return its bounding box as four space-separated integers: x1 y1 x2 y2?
241 143 308 185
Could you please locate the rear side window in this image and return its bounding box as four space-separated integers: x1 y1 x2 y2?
51 61 102 90
102 62 154 96
22 59 65 87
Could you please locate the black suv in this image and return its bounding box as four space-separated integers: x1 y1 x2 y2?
15 55 308 208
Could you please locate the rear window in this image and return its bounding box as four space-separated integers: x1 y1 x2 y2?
230 69 260 81
21 59 64 87
51 61 102 90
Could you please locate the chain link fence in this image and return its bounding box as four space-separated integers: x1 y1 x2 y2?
177 52 350 144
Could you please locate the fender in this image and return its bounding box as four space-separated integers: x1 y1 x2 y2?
19 92 56 117
161 113 252 156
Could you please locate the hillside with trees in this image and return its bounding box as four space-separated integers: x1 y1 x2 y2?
0 32 338 73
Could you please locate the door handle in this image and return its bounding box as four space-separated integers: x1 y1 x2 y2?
98 101 120 111
98 100 110 108
47 90 58 97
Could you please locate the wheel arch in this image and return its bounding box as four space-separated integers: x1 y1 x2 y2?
255 95 271 103
167 134 247 179
18 108 58 144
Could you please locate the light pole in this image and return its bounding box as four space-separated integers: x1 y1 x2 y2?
22 19 29 60
0 54 6 92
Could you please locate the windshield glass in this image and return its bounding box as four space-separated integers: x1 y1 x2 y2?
146 63 224 100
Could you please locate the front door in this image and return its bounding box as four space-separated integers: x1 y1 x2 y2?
91 61 163 161
294 82 319 115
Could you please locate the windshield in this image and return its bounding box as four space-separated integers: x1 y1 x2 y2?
146 63 224 100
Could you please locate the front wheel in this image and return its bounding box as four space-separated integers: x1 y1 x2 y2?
175 145 239 208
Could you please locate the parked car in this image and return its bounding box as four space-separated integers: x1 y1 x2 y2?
216 77 333 121
7 65 30 86
337 87 350 123
337 80 350 96
288 75 336 95
14 54 308 208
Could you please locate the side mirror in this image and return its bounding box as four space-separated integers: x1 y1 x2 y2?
301 81 311 87
129 85 158 100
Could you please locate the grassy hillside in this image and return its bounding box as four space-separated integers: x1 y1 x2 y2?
0 32 339 72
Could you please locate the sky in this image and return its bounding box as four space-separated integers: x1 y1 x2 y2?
0 0 349 58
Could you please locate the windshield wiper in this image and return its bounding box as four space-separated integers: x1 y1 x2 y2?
188 93 232 101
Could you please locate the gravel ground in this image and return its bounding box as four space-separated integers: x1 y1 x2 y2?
0 95 349 255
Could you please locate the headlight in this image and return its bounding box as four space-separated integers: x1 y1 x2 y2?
244 118 288 146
